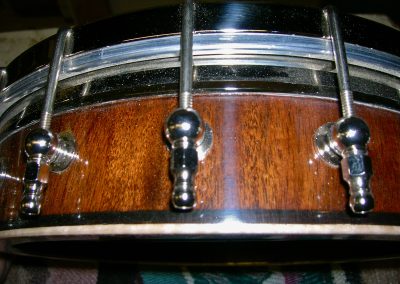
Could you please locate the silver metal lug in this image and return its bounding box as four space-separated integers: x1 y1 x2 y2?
314 122 341 167
315 6 374 215
19 28 75 217
50 132 77 173
315 117 374 214
165 108 203 210
337 117 374 214
22 129 76 216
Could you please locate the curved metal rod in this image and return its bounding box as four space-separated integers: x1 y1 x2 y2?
40 28 73 130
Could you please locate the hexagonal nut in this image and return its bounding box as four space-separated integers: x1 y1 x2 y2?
24 160 50 183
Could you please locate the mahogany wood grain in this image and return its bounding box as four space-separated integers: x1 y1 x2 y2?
0 94 399 222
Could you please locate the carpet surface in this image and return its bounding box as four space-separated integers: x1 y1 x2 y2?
2 256 400 284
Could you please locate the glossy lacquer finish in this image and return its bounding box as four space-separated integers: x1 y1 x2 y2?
0 94 399 229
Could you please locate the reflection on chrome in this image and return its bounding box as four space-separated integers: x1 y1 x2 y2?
53 146 80 165
224 86 238 91
0 172 20 183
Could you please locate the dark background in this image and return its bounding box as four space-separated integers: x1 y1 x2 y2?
0 0 399 32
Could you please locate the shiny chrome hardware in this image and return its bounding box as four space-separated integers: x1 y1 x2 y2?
49 132 77 173
22 129 53 216
21 28 76 216
165 108 203 210
315 7 373 214
314 122 341 167
165 0 212 210
40 28 73 129
196 122 213 161
22 129 76 216
179 0 194 110
315 118 373 214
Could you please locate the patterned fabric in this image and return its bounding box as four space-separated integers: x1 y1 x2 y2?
2 257 400 284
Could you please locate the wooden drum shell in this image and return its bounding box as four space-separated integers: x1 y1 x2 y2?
0 4 400 263
0 94 399 230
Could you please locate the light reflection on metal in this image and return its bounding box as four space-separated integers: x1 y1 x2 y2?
0 172 20 183
165 0 212 210
314 7 374 215
1 32 398 123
